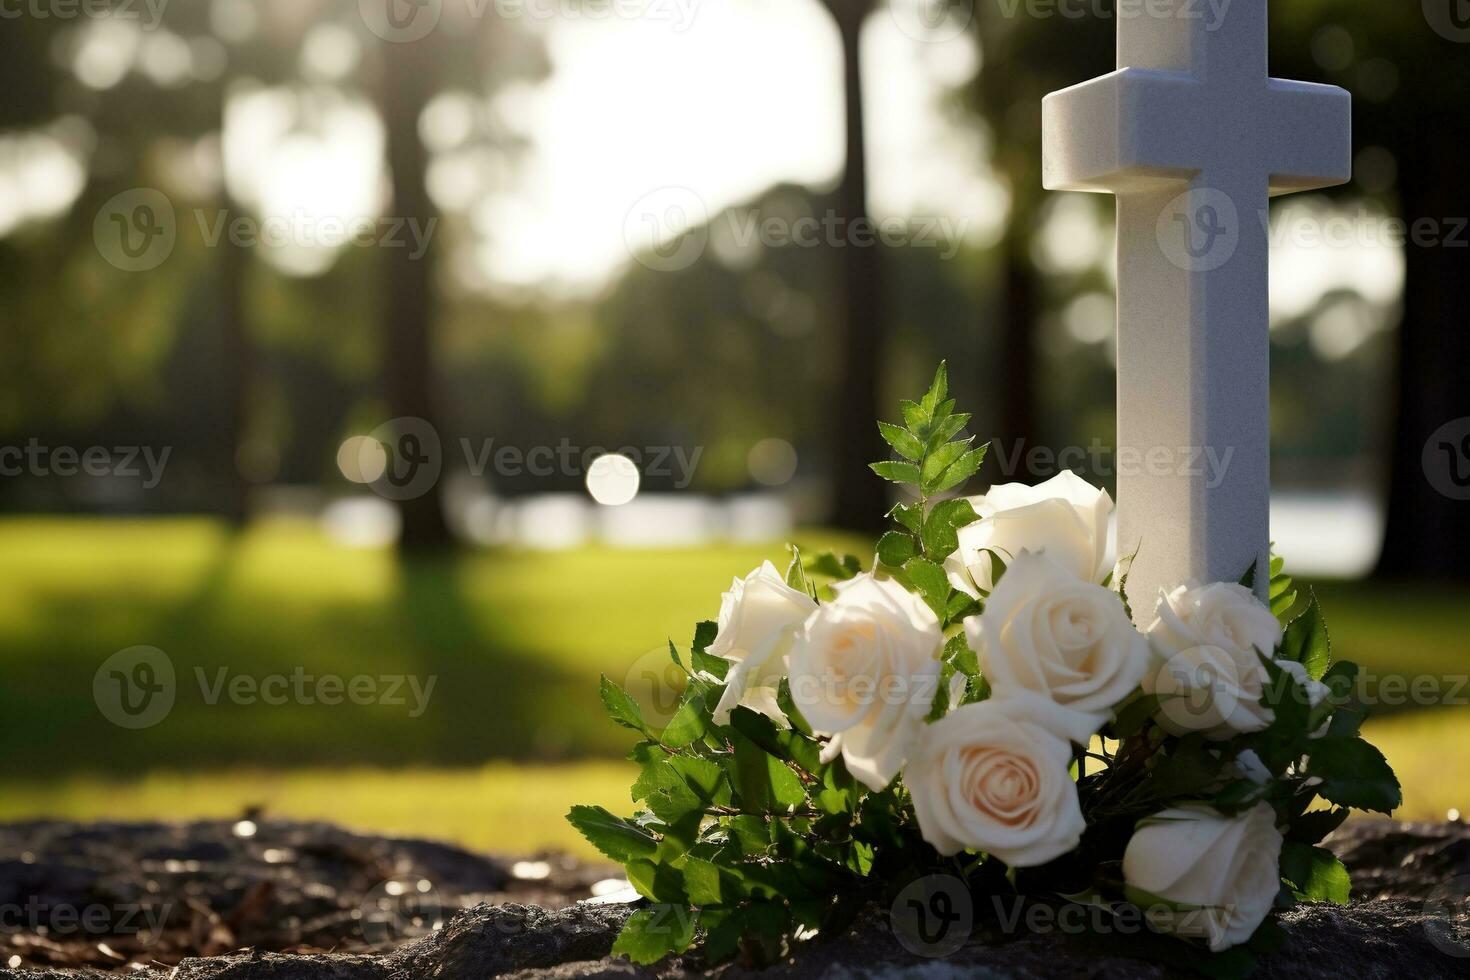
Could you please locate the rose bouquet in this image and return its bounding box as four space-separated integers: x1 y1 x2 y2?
568 364 1400 975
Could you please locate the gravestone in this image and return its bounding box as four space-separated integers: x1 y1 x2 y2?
1041 0 1351 614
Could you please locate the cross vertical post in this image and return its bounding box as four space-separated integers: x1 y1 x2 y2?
1041 0 1350 618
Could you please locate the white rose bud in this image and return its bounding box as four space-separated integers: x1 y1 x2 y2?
907 693 1086 867
1123 802 1284 952
789 573 942 791
708 561 817 727
963 551 1150 744
944 471 1112 598
1142 581 1282 740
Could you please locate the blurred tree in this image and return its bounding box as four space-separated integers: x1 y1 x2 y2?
1272 2 1470 580
965 7 1110 459
375 27 454 549
822 0 888 531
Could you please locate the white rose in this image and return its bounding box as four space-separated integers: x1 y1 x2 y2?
708 561 817 727
963 551 1150 744
1123 802 1284 952
1142 581 1282 740
944 471 1112 598
788 573 942 791
907 693 1086 867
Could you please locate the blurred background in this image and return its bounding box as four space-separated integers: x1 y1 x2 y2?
0 0 1465 856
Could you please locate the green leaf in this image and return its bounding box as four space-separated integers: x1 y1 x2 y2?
566 805 659 863
777 678 813 737
600 675 652 737
889 503 923 533
784 544 813 597
680 857 725 906
1280 590 1330 680
876 530 917 567
899 399 927 431
870 460 921 485
928 444 989 494
662 692 710 748
925 413 971 453
921 498 978 559
945 631 980 678
920 438 972 488
612 905 697 965
703 902 789 965
919 361 948 418
1110 691 1161 739
690 622 728 680
1305 737 1401 814
807 551 863 580
1279 842 1351 904
903 556 951 620
729 730 807 814
1287 807 1350 845
877 421 924 461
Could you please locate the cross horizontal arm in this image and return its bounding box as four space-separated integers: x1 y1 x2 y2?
1263 80 1352 194
1041 69 1205 193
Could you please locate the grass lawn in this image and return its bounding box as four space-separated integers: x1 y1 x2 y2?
0 517 1464 856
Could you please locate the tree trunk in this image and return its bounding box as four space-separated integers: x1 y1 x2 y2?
1375 159 1470 579
381 33 453 551
826 0 887 533
215 221 252 525
995 229 1038 481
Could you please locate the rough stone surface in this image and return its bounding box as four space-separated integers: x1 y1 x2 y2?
1 819 1465 978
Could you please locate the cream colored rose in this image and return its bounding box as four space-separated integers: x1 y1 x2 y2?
788 573 942 791
708 561 817 727
1123 802 1284 952
1142 582 1282 739
907 693 1086 867
944 471 1112 598
963 551 1150 744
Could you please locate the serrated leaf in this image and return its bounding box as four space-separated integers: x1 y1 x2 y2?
601 675 653 736
919 361 948 417
1280 842 1351 904
1306 736 1401 814
662 692 709 748
680 857 724 906
890 503 923 533
870 460 921 485
566 805 659 863
925 413 971 453
921 498 978 559
612 905 697 964
903 556 951 619
928 444 989 493
945 631 980 677
876 530 917 567
878 421 924 461
899 399 927 431
807 551 863 580
920 438 971 487
1280 590 1330 680
1287 807 1350 845
692 620 719 654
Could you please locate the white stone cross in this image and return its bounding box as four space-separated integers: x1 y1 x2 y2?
1041 0 1350 616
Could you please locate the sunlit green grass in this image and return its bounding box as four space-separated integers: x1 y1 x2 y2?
0 705 1461 859
0 516 1465 856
